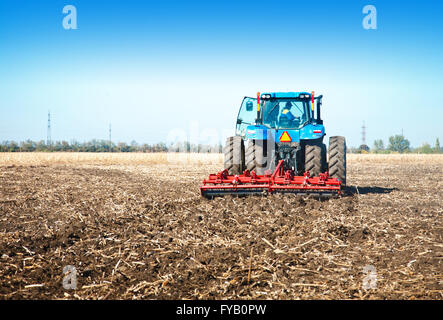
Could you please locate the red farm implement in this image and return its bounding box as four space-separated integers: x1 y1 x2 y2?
201 160 341 198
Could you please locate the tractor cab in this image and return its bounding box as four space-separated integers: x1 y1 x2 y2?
235 92 324 143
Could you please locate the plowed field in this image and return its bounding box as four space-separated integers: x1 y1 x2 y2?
0 153 442 299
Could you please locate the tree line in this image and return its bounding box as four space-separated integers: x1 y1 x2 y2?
1 136 441 154
350 135 442 154
0 140 223 153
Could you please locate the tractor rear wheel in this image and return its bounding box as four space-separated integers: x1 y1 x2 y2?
321 143 328 172
305 142 326 177
246 140 266 175
224 136 245 175
328 136 347 186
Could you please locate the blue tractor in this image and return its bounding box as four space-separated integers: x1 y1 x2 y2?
224 91 346 185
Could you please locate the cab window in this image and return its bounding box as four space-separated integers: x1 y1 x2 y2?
235 97 257 137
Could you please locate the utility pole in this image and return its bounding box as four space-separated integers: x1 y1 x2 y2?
47 111 51 146
360 121 369 152
109 124 112 151
361 121 366 146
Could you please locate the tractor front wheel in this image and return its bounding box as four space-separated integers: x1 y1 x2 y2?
224 136 245 175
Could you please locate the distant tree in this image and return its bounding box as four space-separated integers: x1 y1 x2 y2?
36 140 47 151
0 141 16 152
416 143 433 154
373 139 384 152
140 143 151 152
70 140 81 152
388 135 410 153
20 140 36 152
96 139 110 152
117 142 130 152
129 140 137 152
61 141 70 151
9 141 19 152
158 142 168 152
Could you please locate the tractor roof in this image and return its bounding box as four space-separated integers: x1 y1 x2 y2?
261 92 312 99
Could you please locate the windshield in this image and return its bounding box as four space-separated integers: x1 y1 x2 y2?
262 99 311 129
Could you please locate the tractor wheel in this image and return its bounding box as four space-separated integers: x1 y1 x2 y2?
246 140 266 175
224 136 245 175
321 143 328 173
328 136 347 186
305 141 326 177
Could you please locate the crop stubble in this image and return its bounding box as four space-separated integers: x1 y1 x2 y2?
0 153 442 299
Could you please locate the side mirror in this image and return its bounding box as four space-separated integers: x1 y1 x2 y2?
237 118 243 124
246 101 253 111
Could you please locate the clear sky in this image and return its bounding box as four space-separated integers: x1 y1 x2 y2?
0 0 442 148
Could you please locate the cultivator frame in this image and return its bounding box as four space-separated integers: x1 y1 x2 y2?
201 160 341 198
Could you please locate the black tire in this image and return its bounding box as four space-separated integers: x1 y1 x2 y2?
305 142 326 177
245 140 266 175
321 143 328 173
224 136 245 175
328 136 346 186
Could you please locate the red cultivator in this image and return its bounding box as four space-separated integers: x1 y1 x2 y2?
201 160 342 198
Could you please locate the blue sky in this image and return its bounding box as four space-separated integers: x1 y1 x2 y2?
0 0 442 148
